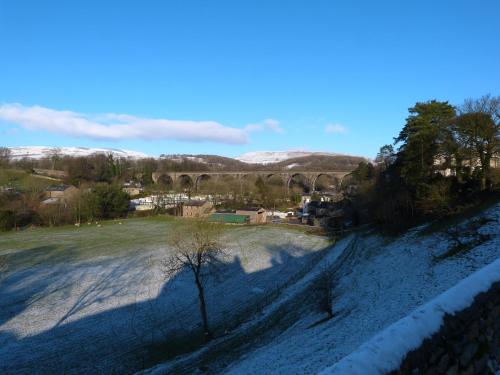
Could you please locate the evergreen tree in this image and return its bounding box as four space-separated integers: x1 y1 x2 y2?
395 100 456 185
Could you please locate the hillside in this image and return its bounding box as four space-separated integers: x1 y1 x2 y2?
235 151 368 170
8 146 148 160
235 151 337 164
0 220 329 374
159 154 251 171
0 168 60 190
273 154 367 171
159 153 367 171
144 203 500 374
8 147 367 172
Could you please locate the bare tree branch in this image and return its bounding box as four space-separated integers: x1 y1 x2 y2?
162 220 226 342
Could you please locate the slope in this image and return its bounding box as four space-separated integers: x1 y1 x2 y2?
222 204 500 374
144 203 500 374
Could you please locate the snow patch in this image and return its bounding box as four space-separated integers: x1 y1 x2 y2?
8 146 148 159
236 151 337 164
222 203 500 375
320 258 500 375
0 223 329 373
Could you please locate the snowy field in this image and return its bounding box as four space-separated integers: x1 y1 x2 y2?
0 217 330 374
219 203 500 375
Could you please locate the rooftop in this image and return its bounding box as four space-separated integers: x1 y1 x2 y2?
183 200 209 207
41 197 60 205
208 213 249 224
236 207 265 212
46 185 73 192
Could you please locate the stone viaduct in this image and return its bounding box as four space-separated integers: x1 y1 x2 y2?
151 170 352 192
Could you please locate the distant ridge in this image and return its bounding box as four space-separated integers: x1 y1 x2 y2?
235 150 363 164
7 147 367 171
159 152 367 171
8 146 148 159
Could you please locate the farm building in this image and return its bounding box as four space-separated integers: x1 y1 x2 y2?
208 213 250 224
236 207 267 224
181 200 214 218
122 182 144 196
46 185 79 199
43 185 79 206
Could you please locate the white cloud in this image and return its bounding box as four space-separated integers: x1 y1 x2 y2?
325 123 347 134
0 103 250 145
263 118 284 133
243 123 263 132
244 118 284 134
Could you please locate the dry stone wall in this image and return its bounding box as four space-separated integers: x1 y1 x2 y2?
390 281 500 375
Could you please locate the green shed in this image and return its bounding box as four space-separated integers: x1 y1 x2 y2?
208 213 250 224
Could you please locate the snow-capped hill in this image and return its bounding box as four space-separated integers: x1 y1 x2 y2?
236 151 337 164
9 146 148 159
160 155 208 164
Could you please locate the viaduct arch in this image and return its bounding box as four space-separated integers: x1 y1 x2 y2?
152 170 351 193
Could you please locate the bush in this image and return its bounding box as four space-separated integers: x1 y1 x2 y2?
0 210 15 231
15 210 41 228
415 179 453 216
37 203 74 227
0 210 41 230
490 168 500 191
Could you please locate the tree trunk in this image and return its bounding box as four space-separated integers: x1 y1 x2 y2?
420 141 424 172
194 275 213 342
483 152 492 191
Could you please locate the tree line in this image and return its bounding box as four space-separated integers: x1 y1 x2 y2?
0 183 130 231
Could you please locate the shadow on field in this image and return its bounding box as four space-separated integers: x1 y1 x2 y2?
0 245 77 326
0 243 331 374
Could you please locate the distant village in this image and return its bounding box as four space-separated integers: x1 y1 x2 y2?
0 155 358 232
122 180 353 229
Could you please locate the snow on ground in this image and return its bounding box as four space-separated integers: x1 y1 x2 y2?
8 146 148 159
2 204 499 375
0 219 329 374
222 203 500 375
236 151 336 164
142 234 357 375
320 258 500 375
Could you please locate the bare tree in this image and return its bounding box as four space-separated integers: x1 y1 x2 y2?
461 94 500 124
457 95 500 190
163 221 226 342
314 264 334 319
0 147 11 168
49 147 62 170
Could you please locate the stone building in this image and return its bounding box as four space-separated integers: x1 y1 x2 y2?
43 185 79 206
181 200 214 218
122 182 144 197
235 207 267 224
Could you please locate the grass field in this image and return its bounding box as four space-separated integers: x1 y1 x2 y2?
0 217 331 374
0 216 177 268
0 168 58 191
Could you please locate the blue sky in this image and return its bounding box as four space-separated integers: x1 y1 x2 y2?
0 0 499 158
